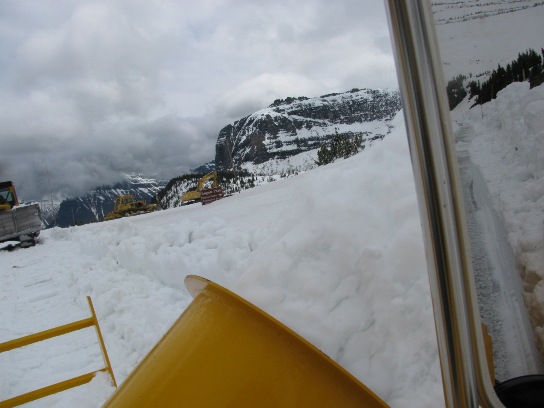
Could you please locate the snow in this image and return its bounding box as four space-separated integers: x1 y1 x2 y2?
2 2 544 406
240 121 389 178
433 0 544 381
225 88 399 168
3 82 544 408
452 82 544 359
433 1 544 81
1 112 445 407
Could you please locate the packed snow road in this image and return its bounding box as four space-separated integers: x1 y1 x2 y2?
455 123 544 381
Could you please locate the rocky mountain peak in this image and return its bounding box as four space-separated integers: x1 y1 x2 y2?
215 88 401 170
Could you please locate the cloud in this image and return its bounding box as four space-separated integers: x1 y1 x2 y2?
0 0 398 201
215 73 320 120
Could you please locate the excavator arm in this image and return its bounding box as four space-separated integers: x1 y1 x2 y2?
196 171 218 192
181 171 219 204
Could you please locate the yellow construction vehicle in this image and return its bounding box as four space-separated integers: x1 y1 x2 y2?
104 195 157 221
181 171 220 204
0 181 42 248
0 181 19 211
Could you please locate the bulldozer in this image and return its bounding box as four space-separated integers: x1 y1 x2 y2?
181 171 222 204
104 195 157 221
0 181 42 248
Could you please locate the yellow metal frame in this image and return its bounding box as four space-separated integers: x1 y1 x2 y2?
0 296 117 407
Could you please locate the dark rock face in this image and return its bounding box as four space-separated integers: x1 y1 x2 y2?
215 88 401 170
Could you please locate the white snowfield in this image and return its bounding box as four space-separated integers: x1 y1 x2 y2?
1 112 444 407
2 82 544 408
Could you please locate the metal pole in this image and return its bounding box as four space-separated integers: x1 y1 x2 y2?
383 0 504 407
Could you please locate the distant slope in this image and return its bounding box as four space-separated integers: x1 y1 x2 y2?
432 0 543 25
56 175 166 227
158 88 401 209
215 88 401 170
432 0 544 80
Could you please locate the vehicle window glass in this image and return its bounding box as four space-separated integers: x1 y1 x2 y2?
431 0 544 382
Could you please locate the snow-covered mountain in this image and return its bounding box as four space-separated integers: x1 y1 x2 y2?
55 175 166 227
37 200 61 228
215 88 401 170
55 89 400 215
157 89 401 209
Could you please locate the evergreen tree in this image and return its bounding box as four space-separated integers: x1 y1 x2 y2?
446 74 467 109
468 80 480 99
471 48 544 107
316 131 364 166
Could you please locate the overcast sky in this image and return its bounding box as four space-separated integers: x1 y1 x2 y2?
0 0 398 201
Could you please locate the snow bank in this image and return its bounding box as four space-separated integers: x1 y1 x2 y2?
460 82 544 354
233 114 441 405
1 112 444 407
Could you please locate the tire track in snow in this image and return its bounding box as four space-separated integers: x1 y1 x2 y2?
455 123 543 380
0 245 102 403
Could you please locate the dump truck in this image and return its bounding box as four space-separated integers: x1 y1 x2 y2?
181 171 222 204
0 181 43 248
104 195 157 221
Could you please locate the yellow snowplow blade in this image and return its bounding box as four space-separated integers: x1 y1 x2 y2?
104 275 389 407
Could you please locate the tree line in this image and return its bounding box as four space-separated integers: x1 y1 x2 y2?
446 48 544 109
316 131 364 166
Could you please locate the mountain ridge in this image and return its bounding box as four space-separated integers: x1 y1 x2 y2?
54 88 402 223
215 88 401 170
55 175 166 227
156 88 402 209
